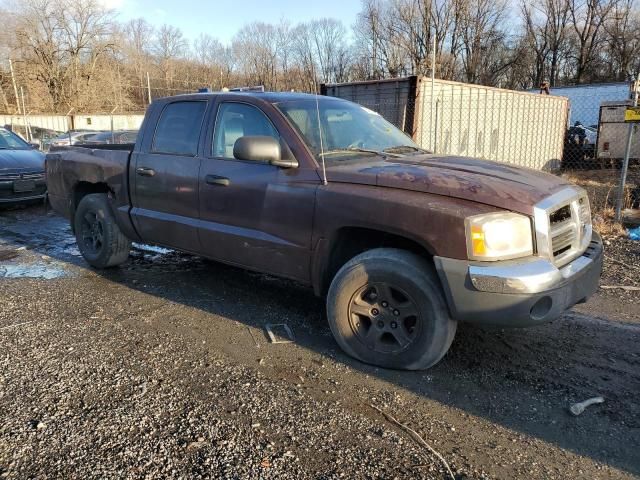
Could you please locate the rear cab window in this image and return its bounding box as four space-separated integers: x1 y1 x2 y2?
152 101 207 156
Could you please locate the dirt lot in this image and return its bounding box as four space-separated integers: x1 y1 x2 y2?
1 205 639 479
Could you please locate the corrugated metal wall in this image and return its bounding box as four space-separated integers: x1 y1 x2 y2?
322 77 417 135
0 114 70 132
0 114 145 133
416 78 568 171
72 114 144 131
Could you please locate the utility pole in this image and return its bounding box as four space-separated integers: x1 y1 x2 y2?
9 59 20 114
146 72 152 105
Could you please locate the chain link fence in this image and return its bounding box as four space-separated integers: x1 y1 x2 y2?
555 89 639 227
324 77 639 229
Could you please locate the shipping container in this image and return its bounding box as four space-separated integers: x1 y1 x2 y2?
321 77 418 136
323 77 569 171
596 101 640 164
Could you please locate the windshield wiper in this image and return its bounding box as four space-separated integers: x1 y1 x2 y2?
383 145 428 154
320 147 403 158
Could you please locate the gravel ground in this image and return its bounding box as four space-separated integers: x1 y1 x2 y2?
600 235 640 289
1 205 639 479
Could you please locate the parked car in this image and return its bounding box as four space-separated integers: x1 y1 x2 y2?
50 130 105 147
77 130 139 145
562 122 597 169
46 92 603 370
0 127 47 205
8 125 63 151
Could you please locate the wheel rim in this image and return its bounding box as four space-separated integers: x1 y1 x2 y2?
348 282 421 354
79 211 104 255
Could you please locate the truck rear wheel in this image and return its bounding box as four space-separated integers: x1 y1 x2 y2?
74 193 131 268
327 248 456 370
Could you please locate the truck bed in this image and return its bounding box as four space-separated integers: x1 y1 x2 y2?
46 145 134 227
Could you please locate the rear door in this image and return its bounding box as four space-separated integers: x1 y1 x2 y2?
130 100 208 251
198 100 318 282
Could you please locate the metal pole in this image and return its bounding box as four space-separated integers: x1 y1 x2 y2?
110 106 117 144
9 59 20 114
146 72 152 105
430 33 436 153
615 84 639 221
20 87 29 142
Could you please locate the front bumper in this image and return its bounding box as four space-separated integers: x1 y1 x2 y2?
0 176 47 204
434 232 603 327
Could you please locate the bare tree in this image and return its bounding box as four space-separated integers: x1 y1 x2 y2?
7 0 117 111
193 33 235 89
121 19 154 105
457 0 512 84
569 0 619 83
232 22 279 89
521 0 572 87
604 0 640 80
291 23 318 91
309 19 351 83
153 24 187 93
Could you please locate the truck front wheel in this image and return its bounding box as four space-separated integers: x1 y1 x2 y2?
74 193 131 268
327 248 456 370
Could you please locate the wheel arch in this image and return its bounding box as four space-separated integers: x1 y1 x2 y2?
315 226 436 297
70 182 112 233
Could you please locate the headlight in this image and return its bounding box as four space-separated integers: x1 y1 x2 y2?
465 212 534 261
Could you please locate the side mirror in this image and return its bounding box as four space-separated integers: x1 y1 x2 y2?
233 136 298 168
29 142 40 150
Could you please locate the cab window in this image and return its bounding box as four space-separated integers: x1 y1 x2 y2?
212 103 278 159
152 101 207 156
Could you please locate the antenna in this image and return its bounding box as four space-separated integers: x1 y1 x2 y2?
315 80 328 185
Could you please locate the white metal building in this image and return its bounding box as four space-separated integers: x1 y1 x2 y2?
538 82 632 126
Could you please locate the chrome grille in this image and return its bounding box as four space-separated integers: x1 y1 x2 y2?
551 227 575 255
0 171 45 181
534 187 593 267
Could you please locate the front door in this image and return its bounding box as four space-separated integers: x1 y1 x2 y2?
131 100 208 251
198 101 317 282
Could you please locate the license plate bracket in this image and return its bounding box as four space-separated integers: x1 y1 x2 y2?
13 179 36 193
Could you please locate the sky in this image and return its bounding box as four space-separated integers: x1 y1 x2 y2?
108 0 363 43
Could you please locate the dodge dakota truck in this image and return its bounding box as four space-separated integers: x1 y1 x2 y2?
46 92 603 370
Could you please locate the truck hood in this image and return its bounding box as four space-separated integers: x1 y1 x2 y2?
0 149 45 173
325 154 573 214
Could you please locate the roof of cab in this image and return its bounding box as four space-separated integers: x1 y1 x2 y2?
157 91 347 104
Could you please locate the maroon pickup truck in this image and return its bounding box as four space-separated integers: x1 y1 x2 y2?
46 92 603 370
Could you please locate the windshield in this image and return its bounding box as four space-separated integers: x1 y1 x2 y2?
275 99 422 163
0 128 31 150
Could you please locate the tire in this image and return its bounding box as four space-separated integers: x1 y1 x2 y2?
74 193 131 268
327 248 456 370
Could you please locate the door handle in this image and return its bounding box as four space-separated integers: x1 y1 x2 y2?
205 174 230 187
136 167 156 177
